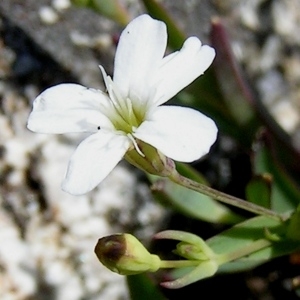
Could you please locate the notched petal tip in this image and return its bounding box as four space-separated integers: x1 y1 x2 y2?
182 36 216 60
183 37 216 75
151 36 216 106
127 14 165 30
183 36 202 50
199 45 216 68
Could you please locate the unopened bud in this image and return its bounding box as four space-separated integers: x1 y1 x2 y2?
94 234 161 275
175 242 209 261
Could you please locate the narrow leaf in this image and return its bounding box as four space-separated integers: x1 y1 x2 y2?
246 174 272 208
127 274 166 300
207 215 300 272
72 0 129 25
253 143 300 213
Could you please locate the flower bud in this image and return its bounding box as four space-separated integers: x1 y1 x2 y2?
175 242 209 261
94 234 161 275
125 140 175 177
155 230 216 260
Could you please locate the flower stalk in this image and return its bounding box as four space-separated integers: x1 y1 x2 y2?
159 260 200 269
168 169 285 221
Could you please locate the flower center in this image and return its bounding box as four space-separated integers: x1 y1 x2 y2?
112 95 143 133
102 70 145 134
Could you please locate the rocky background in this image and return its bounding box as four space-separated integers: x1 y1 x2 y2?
0 0 300 299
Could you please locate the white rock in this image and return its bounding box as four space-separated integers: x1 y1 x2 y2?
52 0 71 12
39 6 59 25
271 100 300 133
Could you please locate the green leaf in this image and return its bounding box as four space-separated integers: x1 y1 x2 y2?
253 144 300 213
208 216 283 254
149 163 243 224
72 0 129 25
246 175 272 208
286 205 300 241
168 216 299 279
127 274 166 300
207 215 300 272
218 239 299 273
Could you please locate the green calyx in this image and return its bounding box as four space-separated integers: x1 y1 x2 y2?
125 140 175 177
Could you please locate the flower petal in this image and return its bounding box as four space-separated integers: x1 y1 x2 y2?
27 84 114 134
113 14 167 107
62 131 131 195
133 106 218 162
152 37 216 106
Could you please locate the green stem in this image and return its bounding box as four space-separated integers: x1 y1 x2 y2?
159 239 272 270
159 260 200 269
169 169 284 221
217 239 272 265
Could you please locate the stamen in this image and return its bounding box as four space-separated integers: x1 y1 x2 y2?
107 79 122 110
127 134 145 157
99 66 122 110
99 65 140 132
125 98 139 126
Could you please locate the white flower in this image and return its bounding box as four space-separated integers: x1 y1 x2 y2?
27 14 218 195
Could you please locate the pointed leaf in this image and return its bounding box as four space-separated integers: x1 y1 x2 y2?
246 175 272 209
253 143 300 213
207 215 300 272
